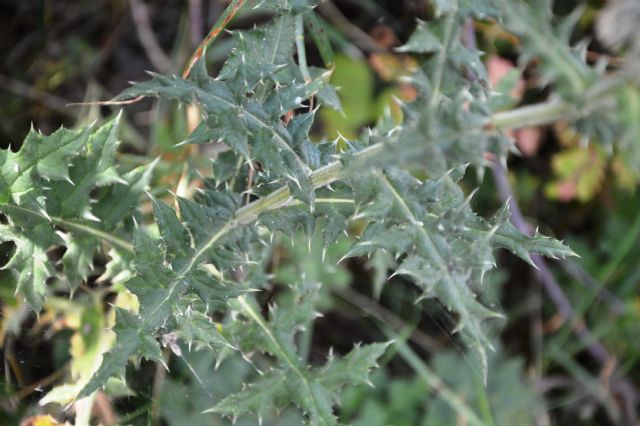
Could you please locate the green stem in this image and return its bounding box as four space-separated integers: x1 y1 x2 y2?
295 14 312 83
382 328 486 426
491 98 573 129
474 372 496 426
491 75 623 130
236 143 384 224
237 296 333 425
430 13 456 110
298 322 313 363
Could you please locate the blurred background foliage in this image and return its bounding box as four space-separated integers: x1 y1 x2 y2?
1 0 639 425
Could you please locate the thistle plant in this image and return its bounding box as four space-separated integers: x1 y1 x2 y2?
2 0 638 424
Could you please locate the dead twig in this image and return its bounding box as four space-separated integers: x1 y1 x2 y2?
0 74 73 115
335 286 443 353
316 1 387 54
128 0 174 74
182 0 246 79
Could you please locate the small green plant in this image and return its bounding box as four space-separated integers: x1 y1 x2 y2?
2 0 638 424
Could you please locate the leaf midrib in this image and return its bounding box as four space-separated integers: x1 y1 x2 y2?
238 296 334 425
7 129 88 188
195 85 309 173
0 203 133 252
376 171 497 366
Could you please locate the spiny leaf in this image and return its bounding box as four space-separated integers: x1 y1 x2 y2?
304 11 334 66
151 196 194 261
218 14 296 86
318 342 391 391
59 3 607 422
46 114 123 219
258 194 351 250
0 125 90 206
497 0 597 99
395 19 444 54
61 234 98 292
79 189 248 398
208 294 388 425
114 14 340 207
93 159 157 229
204 369 288 422
79 228 183 398
175 309 232 352
81 307 166 394
345 167 573 379
0 118 146 306
259 205 316 238
493 227 577 267
0 224 55 311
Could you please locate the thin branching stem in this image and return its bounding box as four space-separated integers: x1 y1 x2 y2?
381 328 486 426
182 0 246 79
235 75 626 229
237 296 334 425
0 203 134 253
430 13 457 110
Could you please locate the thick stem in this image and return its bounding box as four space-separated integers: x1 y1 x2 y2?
235 142 384 224
235 75 626 227
491 74 624 130
491 98 573 129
